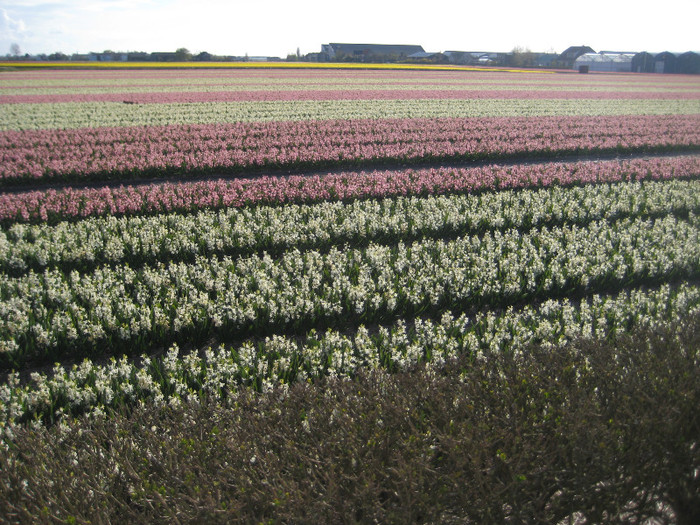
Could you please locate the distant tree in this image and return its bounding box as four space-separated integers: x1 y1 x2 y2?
48 52 69 61
509 46 536 67
175 47 192 61
10 43 21 57
194 51 212 61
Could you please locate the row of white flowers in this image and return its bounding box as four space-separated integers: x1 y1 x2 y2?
1 213 698 364
2 282 698 436
3 98 697 131
3 179 699 275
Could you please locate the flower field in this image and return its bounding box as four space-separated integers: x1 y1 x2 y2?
1 66 699 434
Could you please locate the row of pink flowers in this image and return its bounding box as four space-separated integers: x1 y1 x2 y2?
2 81 695 92
3 88 698 104
2 115 699 183
2 155 698 224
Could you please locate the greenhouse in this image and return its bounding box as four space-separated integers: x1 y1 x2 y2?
573 52 635 72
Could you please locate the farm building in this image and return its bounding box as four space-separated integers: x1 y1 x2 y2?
632 52 656 73
676 51 700 74
650 52 700 74
633 51 700 74
555 46 596 69
443 51 508 66
320 43 425 62
88 52 128 62
654 52 677 73
533 53 558 68
574 52 635 72
148 52 179 62
403 51 448 63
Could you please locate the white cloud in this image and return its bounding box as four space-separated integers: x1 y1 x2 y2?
1 8 27 35
0 8 29 54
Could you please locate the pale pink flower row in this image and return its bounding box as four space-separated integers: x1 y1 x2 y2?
2 115 699 183
2 155 698 224
2 69 692 83
3 89 698 104
0 70 544 82
2 80 694 91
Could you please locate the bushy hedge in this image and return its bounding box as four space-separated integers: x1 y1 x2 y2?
1 313 698 524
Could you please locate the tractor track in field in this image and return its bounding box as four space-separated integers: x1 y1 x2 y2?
1 148 699 195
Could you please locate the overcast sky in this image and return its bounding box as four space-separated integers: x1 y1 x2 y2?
1 0 698 58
